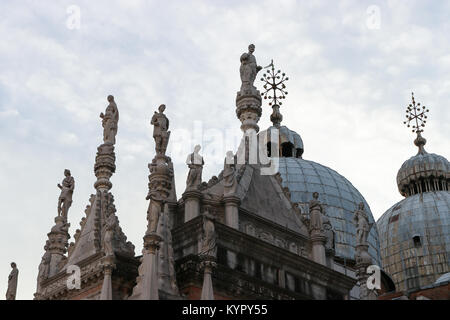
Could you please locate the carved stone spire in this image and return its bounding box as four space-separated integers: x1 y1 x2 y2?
63 95 134 274
129 104 179 300
236 44 263 133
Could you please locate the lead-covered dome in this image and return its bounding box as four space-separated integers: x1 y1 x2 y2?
378 110 450 293
278 157 381 265
396 133 450 197
377 191 450 292
260 125 381 265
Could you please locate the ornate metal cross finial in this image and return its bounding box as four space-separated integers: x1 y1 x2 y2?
260 60 289 127
403 92 429 134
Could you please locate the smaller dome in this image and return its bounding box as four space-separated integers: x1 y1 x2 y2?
264 125 304 158
396 133 450 197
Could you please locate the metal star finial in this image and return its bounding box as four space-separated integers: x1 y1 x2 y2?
260 60 289 107
403 92 429 134
260 60 289 127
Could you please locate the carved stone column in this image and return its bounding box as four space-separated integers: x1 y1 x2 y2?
94 143 116 192
141 233 162 300
183 190 202 222
223 195 240 229
200 257 217 300
311 230 327 266
99 256 116 300
236 93 262 133
47 216 70 278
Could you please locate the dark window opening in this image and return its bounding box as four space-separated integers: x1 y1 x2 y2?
217 246 227 265
413 235 422 247
281 142 293 157
295 148 304 158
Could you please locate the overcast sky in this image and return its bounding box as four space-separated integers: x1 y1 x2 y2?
0 0 449 300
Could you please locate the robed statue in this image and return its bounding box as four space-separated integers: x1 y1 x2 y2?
240 44 262 92
57 169 75 221
103 212 117 257
100 95 119 145
309 192 324 232
354 202 373 247
200 211 216 258
37 242 51 293
6 262 18 300
186 145 204 190
151 104 170 156
223 151 237 196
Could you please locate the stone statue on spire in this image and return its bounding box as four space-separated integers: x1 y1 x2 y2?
309 192 324 232
100 95 119 145
6 262 18 300
151 104 170 156
57 169 74 221
186 145 204 190
354 202 373 247
240 44 262 93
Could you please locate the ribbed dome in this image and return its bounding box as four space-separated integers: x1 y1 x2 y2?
377 191 450 292
259 125 381 264
278 157 381 265
396 133 450 197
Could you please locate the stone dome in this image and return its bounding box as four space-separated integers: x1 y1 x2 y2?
278 157 382 265
260 125 381 265
378 129 450 293
396 134 450 197
377 191 450 292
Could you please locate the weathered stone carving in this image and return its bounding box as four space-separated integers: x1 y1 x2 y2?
223 151 237 196
186 145 204 190
323 216 335 252
37 242 51 292
100 95 119 145
103 212 117 257
6 262 18 300
309 192 324 232
240 44 262 93
200 210 217 258
57 169 74 221
354 202 372 247
147 200 162 235
151 104 170 156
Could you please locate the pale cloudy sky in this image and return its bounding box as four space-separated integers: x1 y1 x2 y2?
0 0 449 299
